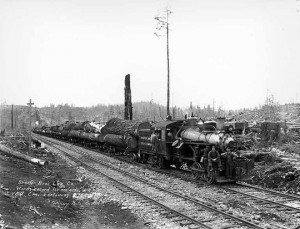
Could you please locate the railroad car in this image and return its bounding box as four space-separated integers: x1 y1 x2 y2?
34 117 254 184
68 129 81 143
100 118 151 156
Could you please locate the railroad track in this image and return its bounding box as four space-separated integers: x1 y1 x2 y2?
35 134 300 227
34 134 263 229
162 166 300 216
236 182 300 201
219 182 300 213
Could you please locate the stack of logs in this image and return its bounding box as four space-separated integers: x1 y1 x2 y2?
101 118 145 138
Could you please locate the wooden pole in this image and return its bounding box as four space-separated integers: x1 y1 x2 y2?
27 99 34 155
11 104 13 129
166 10 170 117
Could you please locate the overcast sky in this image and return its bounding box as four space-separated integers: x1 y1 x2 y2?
0 0 300 110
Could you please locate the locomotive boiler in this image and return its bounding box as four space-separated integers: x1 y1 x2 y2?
179 127 236 151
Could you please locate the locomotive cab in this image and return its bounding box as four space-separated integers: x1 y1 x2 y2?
153 122 176 168
149 120 207 169
138 120 184 168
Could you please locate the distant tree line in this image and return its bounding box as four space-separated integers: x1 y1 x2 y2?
0 104 35 130
39 101 186 125
1 101 299 130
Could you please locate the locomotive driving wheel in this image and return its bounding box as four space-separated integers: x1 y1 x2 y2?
205 170 216 184
190 162 203 180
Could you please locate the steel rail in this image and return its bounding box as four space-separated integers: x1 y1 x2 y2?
219 186 300 213
235 182 300 201
36 134 263 229
37 136 212 229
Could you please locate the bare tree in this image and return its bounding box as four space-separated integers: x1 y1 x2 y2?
124 74 132 120
155 8 172 117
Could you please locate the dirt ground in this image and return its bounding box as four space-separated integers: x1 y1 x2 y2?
2 131 300 228
245 144 300 194
0 142 148 229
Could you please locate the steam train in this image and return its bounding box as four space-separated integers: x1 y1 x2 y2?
34 117 254 184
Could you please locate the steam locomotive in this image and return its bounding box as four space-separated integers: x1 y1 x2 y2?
34 117 254 184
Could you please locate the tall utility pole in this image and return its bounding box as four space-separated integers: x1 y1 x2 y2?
166 9 170 117
155 8 172 117
11 104 14 129
27 99 34 155
15 108 17 129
